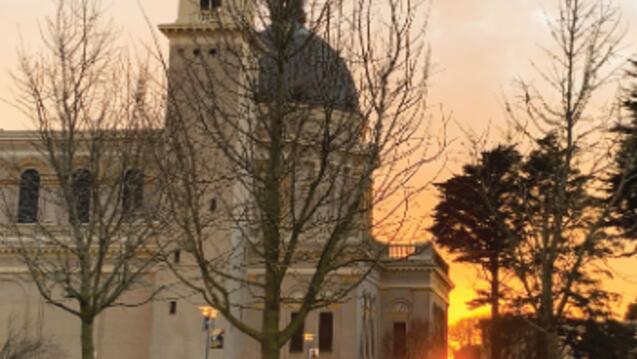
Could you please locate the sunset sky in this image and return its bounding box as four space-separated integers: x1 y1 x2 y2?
1 0 637 325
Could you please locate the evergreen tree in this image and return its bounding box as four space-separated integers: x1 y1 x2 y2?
432 145 522 359
607 60 637 251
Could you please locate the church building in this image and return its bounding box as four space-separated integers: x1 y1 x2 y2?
0 1 452 358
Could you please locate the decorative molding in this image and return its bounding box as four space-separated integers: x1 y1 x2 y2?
390 299 411 314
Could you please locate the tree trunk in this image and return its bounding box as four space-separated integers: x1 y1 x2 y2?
80 318 95 359
489 257 500 359
261 339 280 359
536 300 560 359
261 267 281 359
544 329 560 359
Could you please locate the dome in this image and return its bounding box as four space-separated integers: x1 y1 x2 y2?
257 26 359 112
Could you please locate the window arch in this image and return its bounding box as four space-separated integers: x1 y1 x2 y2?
72 169 91 224
17 169 40 223
122 169 144 218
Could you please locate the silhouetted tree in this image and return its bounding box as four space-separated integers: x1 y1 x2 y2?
607 60 637 256
480 316 540 359
449 317 482 351
512 134 619 355
432 145 522 359
449 317 483 359
626 300 637 321
563 319 637 359
498 0 628 357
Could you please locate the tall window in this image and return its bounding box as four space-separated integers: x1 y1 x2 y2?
72 169 91 223
17 169 40 223
393 322 407 358
200 0 221 10
319 312 333 352
289 312 304 353
122 169 144 218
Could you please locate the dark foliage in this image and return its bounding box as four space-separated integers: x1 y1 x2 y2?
480 316 540 359
513 134 615 318
626 300 637 321
607 60 637 243
563 319 637 359
432 145 522 359
480 316 637 359
432 145 522 306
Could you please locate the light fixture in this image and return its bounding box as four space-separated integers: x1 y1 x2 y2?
303 333 315 342
199 306 218 319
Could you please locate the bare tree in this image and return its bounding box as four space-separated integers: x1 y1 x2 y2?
448 317 483 353
492 0 630 357
154 0 442 358
2 1 166 359
0 316 65 359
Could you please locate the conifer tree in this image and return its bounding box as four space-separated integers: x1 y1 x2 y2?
607 60 637 255
432 145 522 359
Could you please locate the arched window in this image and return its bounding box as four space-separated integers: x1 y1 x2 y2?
122 169 144 218
17 169 40 223
72 169 91 224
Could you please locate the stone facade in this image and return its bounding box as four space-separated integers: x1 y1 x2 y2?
0 2 452 358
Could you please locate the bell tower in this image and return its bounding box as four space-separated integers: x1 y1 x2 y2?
152 2 251 359
172 0 245 26
159 0 251 70
158 0 251 132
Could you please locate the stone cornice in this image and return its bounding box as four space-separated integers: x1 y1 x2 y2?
0 130 40 142
379 261 454 290
0 240 159 257
158 23 219 34
158 21 243 37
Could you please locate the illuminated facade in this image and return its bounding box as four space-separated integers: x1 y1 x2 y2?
0 1 451 358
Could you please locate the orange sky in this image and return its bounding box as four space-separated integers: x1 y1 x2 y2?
428 0 637 323
1 0 636 324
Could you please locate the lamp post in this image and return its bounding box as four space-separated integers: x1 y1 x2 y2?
199 306 218 359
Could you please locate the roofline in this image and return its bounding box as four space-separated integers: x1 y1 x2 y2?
0 130 40 140
0 129 163 141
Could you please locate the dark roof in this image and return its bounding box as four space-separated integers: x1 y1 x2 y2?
257 25 359 111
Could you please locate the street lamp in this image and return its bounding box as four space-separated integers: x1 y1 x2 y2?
303 333 315 343
199 306 218 359
303 333 318 359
